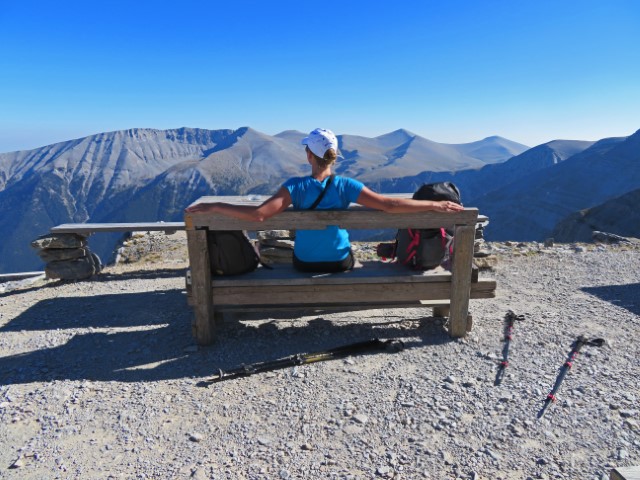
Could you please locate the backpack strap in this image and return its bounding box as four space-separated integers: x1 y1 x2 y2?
308 174 335 210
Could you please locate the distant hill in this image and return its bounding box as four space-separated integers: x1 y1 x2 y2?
445 135 535 165
552 188 640 242
473 132 639 241
370 139 594 201
0 127 528 273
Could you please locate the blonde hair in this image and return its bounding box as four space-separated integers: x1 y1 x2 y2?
307 146 337 169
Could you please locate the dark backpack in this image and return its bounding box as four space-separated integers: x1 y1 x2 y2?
207 230 260 276
379 182 462 270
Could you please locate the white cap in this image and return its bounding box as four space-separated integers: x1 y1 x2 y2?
301 128 338 158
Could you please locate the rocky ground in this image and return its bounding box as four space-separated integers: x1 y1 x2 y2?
1 232 639 480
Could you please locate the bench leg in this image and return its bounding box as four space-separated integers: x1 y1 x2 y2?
449 225 475 337
186 229 216 345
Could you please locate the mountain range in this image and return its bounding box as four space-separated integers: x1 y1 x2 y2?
0 126 638 274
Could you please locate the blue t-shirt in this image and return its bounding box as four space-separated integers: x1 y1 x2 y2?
283 175 364 262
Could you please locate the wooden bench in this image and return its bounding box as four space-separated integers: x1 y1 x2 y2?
51 222 185 235
41 222 187 279
185 195 496 345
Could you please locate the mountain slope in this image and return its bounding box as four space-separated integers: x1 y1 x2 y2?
370 139 593 202
0 128 233 272
1 127 528 273
473 132 638 241
446 136 531 164
552 188 640 242
335 129 526 182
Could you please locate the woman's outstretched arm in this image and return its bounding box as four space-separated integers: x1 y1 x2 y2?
356 186 464 213
184 187 292 222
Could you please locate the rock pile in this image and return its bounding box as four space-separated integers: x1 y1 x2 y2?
31 233 102 280
474 220 498 270
592 230 632 244
257 230 294 264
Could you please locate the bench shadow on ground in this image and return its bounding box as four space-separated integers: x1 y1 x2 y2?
581 282 640 316
0 267 188 299
0 289 453 386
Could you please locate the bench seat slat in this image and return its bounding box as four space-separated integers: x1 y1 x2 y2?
212 279 496 307
210 262 452 287
215 300 451 313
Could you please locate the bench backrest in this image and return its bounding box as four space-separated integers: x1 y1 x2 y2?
185 196 480 231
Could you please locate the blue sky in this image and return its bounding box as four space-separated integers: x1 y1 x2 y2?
1 0 639 153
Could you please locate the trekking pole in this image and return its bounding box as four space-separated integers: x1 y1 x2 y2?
537 335 605 419
197 338 405 386
494 310 525 386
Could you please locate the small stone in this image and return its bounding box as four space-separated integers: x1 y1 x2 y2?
189 433 204 442
353 414 368 424
376 465 391 476
624 419 638 430
257 437 272 446
619 410 637 418
486 449 500 460
279 469 291 479
445 375 456 384
191 468 209 480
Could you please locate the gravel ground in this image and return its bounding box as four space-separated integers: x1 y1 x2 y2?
1 233 639 480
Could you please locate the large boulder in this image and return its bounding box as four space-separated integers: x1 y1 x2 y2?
32 233 102 280
257 230 294 264
45 255 97 280
37 247 88 263
31 233 87 250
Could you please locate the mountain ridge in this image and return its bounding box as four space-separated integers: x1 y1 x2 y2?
2 126 638 273
474 130 640 241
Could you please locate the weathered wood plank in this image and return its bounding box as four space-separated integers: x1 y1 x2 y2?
214 300 452 313
186 230 215 345
187 194 486 222
212 282 452 306
186 208 479 231
211 279 495 307
448 224 476 337
51 222 185 234
210 262 452 287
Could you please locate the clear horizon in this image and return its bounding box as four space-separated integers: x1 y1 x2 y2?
1 0 639 154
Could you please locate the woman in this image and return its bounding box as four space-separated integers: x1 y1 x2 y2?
185 128 464 273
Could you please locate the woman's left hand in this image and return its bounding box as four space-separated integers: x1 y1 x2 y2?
436 201 464 213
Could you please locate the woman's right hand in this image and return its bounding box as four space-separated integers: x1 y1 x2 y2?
185 203 218 214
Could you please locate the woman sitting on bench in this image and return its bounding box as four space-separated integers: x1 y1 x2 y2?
185 128 463 273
